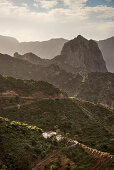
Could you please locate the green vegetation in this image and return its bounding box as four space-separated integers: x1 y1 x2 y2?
0 116 101 170
1 98 114 154
0 117 55 170
0 97 25 108
0 74 66 97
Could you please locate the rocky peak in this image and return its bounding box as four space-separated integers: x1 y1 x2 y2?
53 35 107 73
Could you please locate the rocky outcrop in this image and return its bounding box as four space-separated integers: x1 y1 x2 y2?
52 35 107 73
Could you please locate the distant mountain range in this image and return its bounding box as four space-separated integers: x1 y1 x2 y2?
98 37 114 73
0 34 114 72
0 35 67 59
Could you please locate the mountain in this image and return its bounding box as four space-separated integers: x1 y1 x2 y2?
98 37 114 73
14 35 108 74
52 35 107 73
0 35 67 58
0 35 114 73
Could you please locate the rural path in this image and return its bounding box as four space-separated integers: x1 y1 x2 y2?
2 100 34 110
1 97 66 110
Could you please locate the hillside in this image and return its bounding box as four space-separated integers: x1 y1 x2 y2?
0 74 66 98
1 98 114 155
0 116 113 170
0 53 83 95
76 72 114 109
0 117 61 170
98 36 114 73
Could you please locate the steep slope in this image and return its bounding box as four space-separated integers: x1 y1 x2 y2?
52 35 107 73
98 37 114 73
1 98 114 154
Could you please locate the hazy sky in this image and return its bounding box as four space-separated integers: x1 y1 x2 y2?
0 0 114 41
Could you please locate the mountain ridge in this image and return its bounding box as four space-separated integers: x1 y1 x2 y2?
0 34 113 72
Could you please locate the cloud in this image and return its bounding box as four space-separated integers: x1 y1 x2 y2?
106 0 112 3
63 0 88 8
34 0 58 9
0 0 113 41
33 3 39 8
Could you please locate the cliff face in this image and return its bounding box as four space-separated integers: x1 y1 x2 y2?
52 35 107 73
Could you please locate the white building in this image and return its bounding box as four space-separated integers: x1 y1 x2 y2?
42 131 57 139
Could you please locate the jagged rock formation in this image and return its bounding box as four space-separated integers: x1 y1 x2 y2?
52 35 107 73
98 36 114 73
